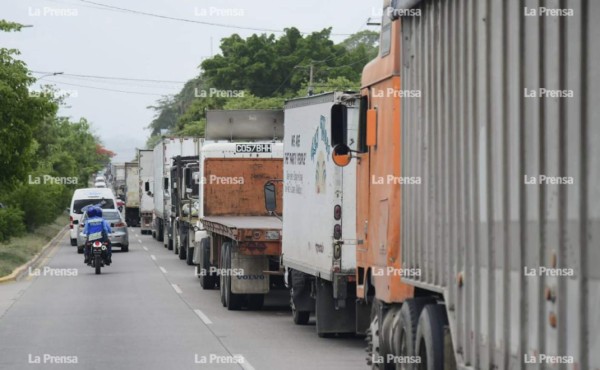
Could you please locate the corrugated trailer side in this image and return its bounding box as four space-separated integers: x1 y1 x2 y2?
400 0 599 369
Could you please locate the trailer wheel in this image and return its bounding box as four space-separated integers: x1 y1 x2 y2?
178 235 186 260
392 298 435 364
366 299 391 369
291 288 310 325
223 242 242 310
415 304 448 370
157 220 164 242
199 238 215 290
186 244 194 265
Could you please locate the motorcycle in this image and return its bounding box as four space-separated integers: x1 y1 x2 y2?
86 240 110 275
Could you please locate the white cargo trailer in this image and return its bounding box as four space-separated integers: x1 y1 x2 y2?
279 92 360 335
124 162 139 227
152 137 202 248
138 150 154 235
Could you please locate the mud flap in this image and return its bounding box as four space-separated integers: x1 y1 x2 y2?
230 250 269 294
315 278 356 334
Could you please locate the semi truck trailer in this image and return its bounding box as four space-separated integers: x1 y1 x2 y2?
152 137 202 246
193 109 285 311
124 162 140 227
267 92 360 336
330 0 599 369
138 149 154 235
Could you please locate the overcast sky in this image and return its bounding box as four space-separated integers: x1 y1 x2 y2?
1 0 380 162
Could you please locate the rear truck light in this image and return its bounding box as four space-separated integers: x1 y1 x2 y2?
333 224 342 240
114 222 126 227
70 216 73 229
334 205 341 220
333 241 342 259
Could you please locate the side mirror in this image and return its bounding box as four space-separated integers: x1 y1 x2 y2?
331 104 348 147
332 144 352 167
264 182 277 213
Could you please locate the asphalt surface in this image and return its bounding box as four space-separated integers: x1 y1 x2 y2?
0 228 365 370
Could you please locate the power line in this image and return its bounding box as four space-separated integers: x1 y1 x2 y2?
78 0 353 36
39 80 169 96
31 70 186 84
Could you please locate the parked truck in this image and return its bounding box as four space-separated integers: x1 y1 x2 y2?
138 149 154 234
124 162 140 227
193 109 285 311
170 154 201 264
264 92 360 336
112 163 126 199
152 137 202 247
330 0 599 369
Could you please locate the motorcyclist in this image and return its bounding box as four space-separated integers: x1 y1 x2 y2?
82 206 112 265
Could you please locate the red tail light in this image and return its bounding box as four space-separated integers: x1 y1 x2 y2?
70 216 73 229
114 222 126 227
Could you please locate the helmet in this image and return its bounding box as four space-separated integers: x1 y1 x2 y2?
87 206 101 218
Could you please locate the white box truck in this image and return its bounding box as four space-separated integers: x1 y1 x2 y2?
124 162 140 227
152 137 202 248
138 149 154 235
276 92 360 335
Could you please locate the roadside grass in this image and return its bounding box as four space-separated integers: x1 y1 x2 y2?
0 214 68 278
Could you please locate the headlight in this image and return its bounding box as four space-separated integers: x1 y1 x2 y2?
265 231 280 240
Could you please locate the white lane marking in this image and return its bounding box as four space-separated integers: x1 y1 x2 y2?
138 239 142 243
171 284 182 294
135 233 139 237
159 266 168 274
150 255 156 261
143 246 148 251
238 356 255 370
194 309 212 325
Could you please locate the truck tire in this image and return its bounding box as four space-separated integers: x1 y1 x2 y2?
70 238 77 246
366 299 390 369
223 242 242 310
186 244 194 265
414 304 448 370
292 295 310 325
392 298 435 363
199 238 215 289
157 219 164 242
178 233 186 260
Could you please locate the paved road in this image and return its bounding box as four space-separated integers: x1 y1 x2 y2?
0 228 365 370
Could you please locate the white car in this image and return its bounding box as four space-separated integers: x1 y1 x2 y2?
94 181 107 188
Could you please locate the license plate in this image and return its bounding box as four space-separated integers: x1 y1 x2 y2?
235 143 272 153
